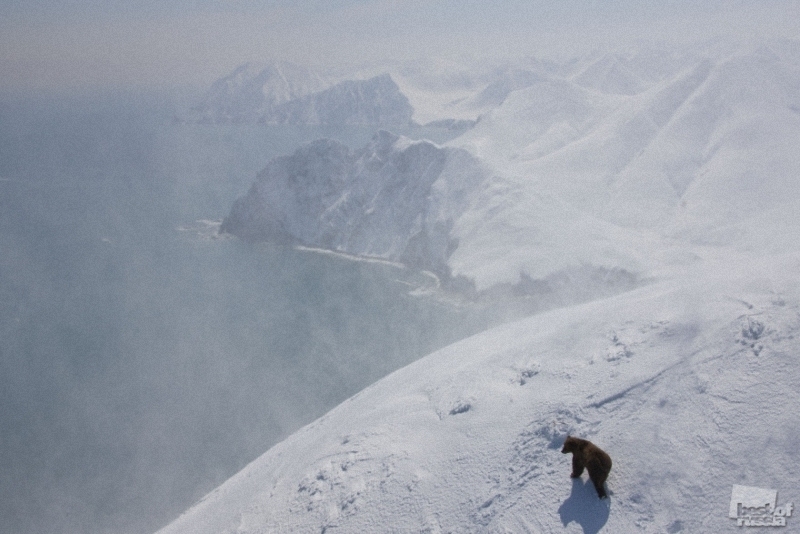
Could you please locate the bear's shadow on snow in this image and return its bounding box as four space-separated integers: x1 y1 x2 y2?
557 478 610 534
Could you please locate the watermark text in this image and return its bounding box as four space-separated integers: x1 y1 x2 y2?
730 485 793 527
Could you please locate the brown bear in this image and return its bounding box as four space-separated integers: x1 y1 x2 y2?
561 436 612 499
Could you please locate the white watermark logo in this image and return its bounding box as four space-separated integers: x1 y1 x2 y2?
729 485 794 527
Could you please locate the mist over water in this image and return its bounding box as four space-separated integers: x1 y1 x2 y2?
0 93 488 534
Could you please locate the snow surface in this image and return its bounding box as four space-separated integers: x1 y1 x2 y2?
158 250 800 533
447 41 800 289
160 40 800 533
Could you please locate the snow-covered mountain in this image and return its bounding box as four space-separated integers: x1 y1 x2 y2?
221 130 487 278
388 49 696 124
469 68 548 109
220 41 800 292
390 57 558 124
447 41 800 288
263 74 414 127
190 66 414 127
190 61 328 124
160 39 800 534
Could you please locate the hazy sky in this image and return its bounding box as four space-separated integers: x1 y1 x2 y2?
1 0 798 93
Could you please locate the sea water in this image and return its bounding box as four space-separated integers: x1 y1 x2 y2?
0 92 487 534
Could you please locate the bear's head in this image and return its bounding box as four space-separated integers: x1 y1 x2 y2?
561 435 581 454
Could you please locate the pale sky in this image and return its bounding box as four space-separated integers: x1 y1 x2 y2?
1 0 798 93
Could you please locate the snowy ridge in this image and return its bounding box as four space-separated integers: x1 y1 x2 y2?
157 252 800 533
220 130 488 277
454 43 800 229
389 47 698 124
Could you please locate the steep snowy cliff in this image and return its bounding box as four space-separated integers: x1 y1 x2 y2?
221 130 487 277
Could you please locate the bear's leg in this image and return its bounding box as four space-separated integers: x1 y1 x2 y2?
586 459 608 499
571 455 584 478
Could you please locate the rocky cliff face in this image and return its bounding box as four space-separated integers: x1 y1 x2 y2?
221 130 487 276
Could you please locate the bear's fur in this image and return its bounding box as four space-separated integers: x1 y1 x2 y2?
561 436 612 499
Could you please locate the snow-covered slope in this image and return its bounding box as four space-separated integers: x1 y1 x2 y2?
456 43 800 231
157 250 800 533
220 130 487 277
389 57 558 125
448 41 800 288
388 49 694 124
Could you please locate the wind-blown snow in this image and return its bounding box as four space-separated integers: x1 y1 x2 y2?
159 39 800 534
